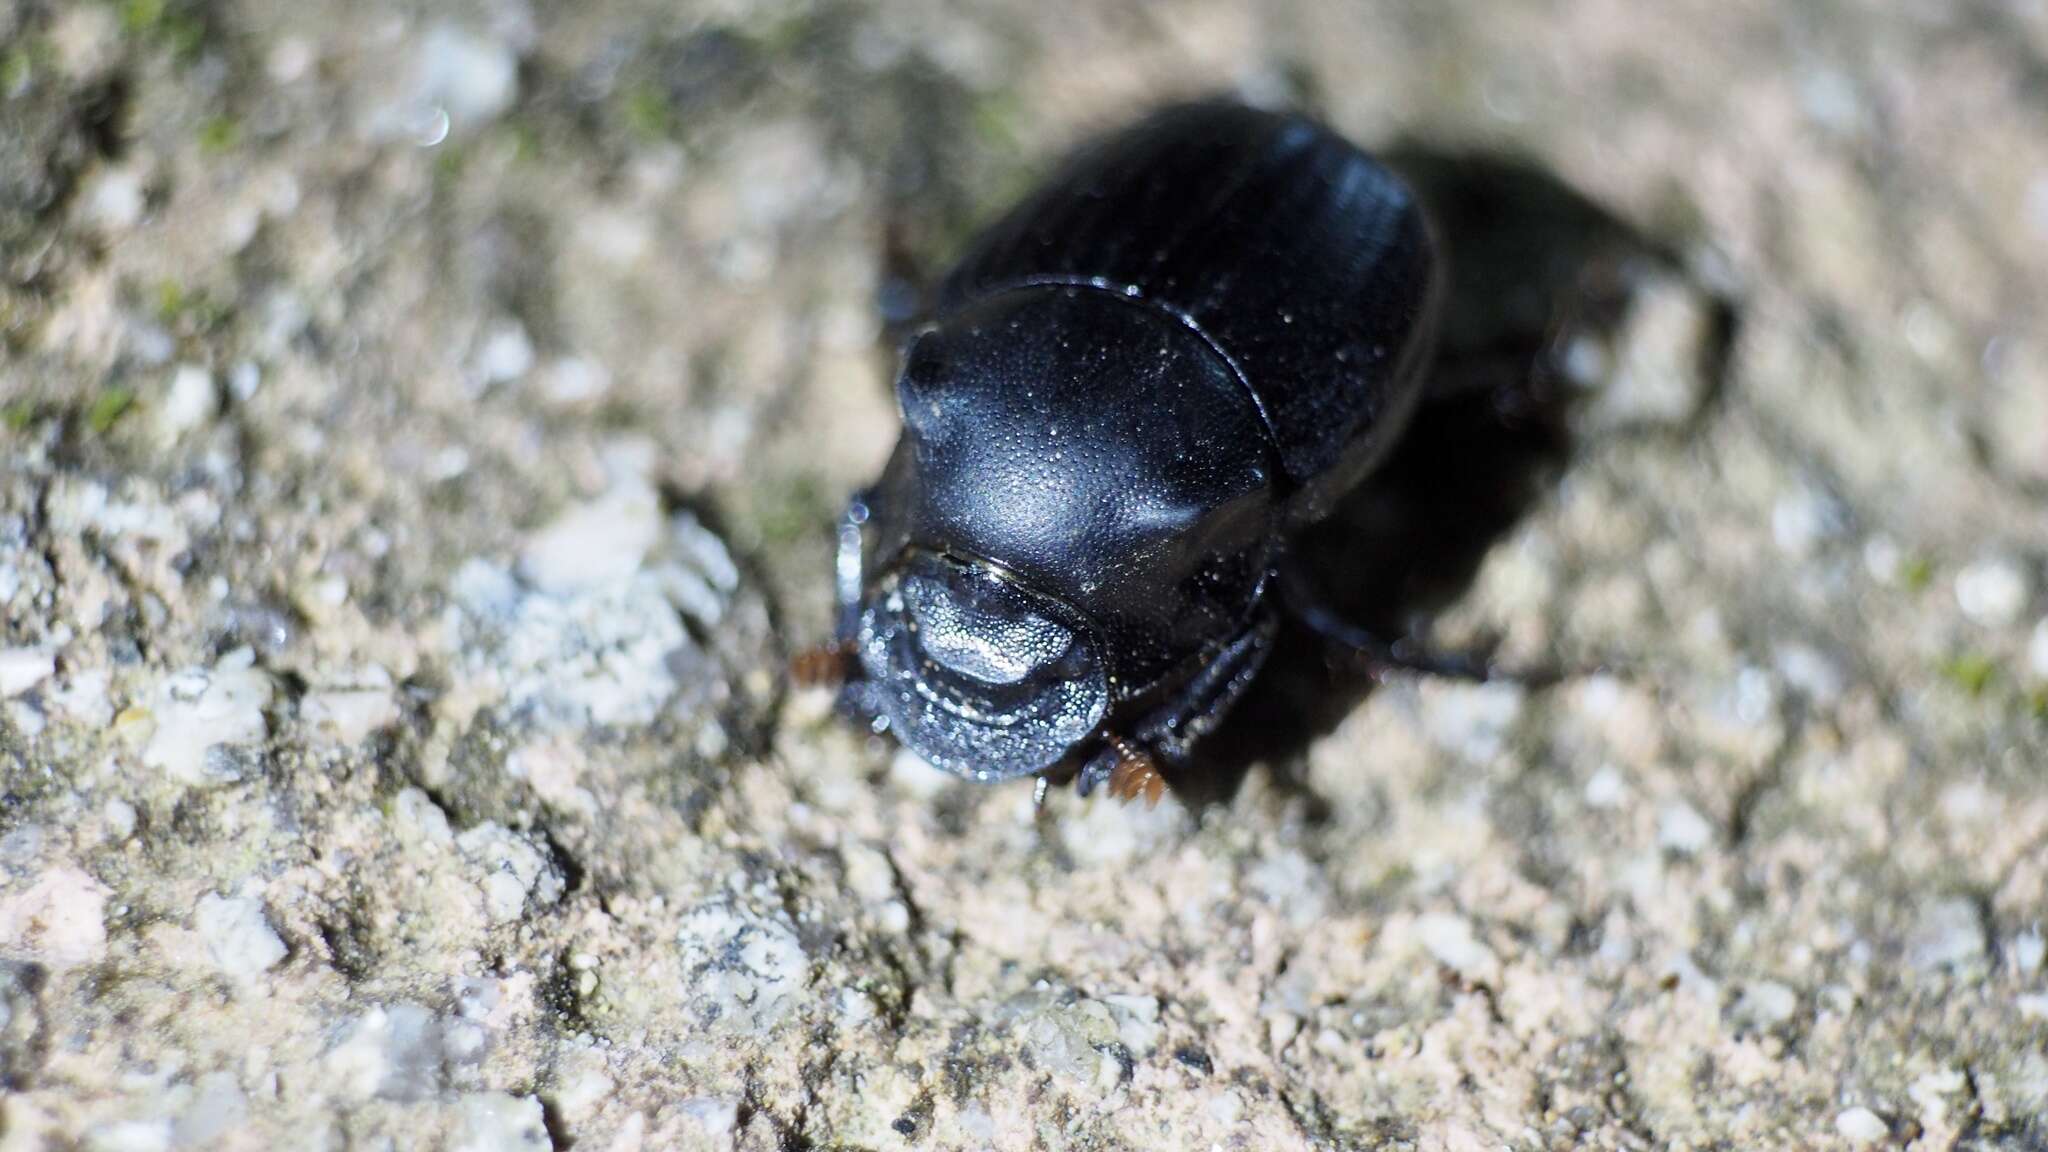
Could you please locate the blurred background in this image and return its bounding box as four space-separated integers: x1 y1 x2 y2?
2 0 2047 1148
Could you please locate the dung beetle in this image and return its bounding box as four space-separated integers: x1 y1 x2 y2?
805 100 1449 802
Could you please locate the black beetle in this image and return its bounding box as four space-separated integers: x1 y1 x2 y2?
807 100 1448 802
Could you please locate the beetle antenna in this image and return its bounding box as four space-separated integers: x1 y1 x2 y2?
791 640 859 688
1105 736 1167 808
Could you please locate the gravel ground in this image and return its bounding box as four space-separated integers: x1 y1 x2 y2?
3 1 2048 1149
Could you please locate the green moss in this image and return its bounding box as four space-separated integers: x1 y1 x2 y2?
1939 652 1996 697
197 115 240 154
154 279 186 320
503 120 543 164
1 44 33 96
2 399 36 432
115 0 208 62
119 0 167 35
1900 555 1934 594
85 388 135 434
753 472 830 548
618 80 674 143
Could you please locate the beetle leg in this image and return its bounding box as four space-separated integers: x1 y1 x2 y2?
794 491 879 691
1276 564 1561 685
834 489 875 641
1073 743 1118 798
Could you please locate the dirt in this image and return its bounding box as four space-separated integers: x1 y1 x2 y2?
2 0 2046 1148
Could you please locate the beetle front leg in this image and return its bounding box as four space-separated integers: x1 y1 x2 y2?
834 489 874 642
792 491 877 689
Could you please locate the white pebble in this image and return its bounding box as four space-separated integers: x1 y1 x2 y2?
1862 535 1902 584
675 899 810 1032
102 798 137 840
516 481 662 595
1909 898 1987 971
455 1092 551 1152
81 166 146 231
143 648 272 787
194 893 288 981
472 320 535 386
1955 556 2029 627
1584 765 1628 809
157 364 219 439
543 356 610 405
171 1071 248 1148
1772 488 1839 557
454 823 564 924
1774 643 1844 704
303 671 400 746
394 787 454 845
84 1120 172 1152
0 648 55 698
1835 1106 1888 1145
1729 980 1797 1029
1658 801 1716 856
2028 618 2048 682
1581 276 1716 429
411 23 519 131
325 1003 443 1101
677 1098 739 1138
0 865 110 967
2011 926 2044 975
1421 680 1525 763
268 36 315 83
1415 912 1499 983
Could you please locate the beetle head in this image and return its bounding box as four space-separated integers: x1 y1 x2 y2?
853 550 1108 780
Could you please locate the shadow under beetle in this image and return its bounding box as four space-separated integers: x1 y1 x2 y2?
806 100 1468 802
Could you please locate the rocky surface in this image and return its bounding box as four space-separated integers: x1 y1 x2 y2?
2 0 2047 1149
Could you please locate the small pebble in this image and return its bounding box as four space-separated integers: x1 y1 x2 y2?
1415 912 1499 983
1579 275 1717 430
1658 801 1716 856
1729 980 1797 1029
1955 556 2029 627
411 23 519 131
0 648 55 698
157 365 219 439
194 893 288 980
1772 488 1840 557
516 481 661 596
2027 618 2048 682
143 648 273 787
455 1092 550 1152
1774 643 1844 704
1908 898 1987 972
1584 765 1628 809
1834 1106 1887 1145
2011 926 2044 975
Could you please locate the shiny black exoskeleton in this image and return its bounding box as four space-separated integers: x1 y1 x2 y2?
830 101 1440 795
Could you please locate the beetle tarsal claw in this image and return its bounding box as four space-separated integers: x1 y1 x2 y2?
1105 737 1166 808
791 641 857 688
